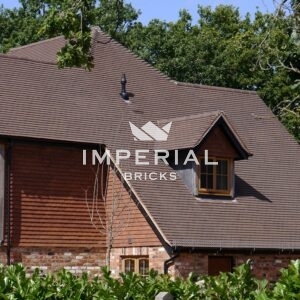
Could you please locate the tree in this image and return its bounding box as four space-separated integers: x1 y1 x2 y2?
257 0 300 140
0 3 45 53
0 0 139 69
85 160 131 267
125 4 299 140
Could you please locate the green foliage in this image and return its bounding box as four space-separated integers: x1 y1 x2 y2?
39 0 139 69
275 96 300 141
125 3 300 141
272 259 300 299
0 261 299 299
38 0 95 69
0 3 45 53
0 0 139 69
203 262 269 300
126 5 298 107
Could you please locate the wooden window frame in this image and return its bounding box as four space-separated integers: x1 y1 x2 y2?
122 256 149 276
198 157 233 196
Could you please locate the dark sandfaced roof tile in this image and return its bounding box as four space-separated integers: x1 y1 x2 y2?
1 29 300 250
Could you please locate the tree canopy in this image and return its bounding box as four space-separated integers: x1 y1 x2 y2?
0 0 299 140
0 0 140 68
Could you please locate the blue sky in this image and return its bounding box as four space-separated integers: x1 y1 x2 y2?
1 0 277 24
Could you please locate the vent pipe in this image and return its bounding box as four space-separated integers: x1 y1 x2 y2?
120 73 129 101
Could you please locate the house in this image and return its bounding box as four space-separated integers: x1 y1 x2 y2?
0 29 299 282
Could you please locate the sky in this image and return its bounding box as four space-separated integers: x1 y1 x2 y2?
1 0 278 24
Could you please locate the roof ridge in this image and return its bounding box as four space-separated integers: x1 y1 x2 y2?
0 53 58 66
93 28 172 82
216 113 253 156
157 110 222 124
8 36 64 53
173 81 258 95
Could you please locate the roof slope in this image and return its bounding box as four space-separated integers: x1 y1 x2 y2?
1 29 300 250
7 36 65 64
155 111 252 159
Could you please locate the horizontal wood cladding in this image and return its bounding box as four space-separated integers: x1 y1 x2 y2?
198 126 238 158
107 168 161 248
10 143 106 247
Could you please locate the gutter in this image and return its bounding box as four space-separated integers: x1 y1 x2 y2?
169 245 300 254
164 253 179 274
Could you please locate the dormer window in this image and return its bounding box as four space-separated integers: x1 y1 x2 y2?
156 111 252 199
199 157 233 196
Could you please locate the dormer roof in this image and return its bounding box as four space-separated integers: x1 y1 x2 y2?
155 111 252 160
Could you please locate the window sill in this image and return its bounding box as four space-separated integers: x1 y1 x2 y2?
199 190 231 197
195 195 238 203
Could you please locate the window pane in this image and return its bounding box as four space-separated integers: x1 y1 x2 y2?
201 174 213 189
217 160 228 175
200 174 207 189
207 175 213 189
207 164 213 174
200 157 214 190
200 159 206 173
201 158 214 173
199 158 231 194
124 259 135 273
139 259 149 276
216 175 228 190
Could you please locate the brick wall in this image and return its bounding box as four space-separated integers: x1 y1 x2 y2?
235 253 300 282
1 245 299 282
173 252 208 278
109 248 300 281
110 246 171 277
172 252 300 282
0 246 105 276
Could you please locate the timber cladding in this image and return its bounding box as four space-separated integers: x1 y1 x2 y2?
197 126 238 158
9 142 106 248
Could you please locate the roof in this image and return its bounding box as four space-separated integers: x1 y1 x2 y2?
155 111 252 159
7 36 66 64
1 29 300 250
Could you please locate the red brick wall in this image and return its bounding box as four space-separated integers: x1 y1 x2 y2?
0 246 105 276
110 246 170 277
235 253 300 282
109 248 300 281
172 252 300 282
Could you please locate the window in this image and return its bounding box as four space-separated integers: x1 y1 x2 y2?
199 157 232 196
122 256 149 276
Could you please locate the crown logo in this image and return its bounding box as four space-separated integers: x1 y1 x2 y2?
129 121 172 141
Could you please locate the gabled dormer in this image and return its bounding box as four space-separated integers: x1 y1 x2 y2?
155 111 252 198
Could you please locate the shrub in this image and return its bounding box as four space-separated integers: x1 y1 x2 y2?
0 260 298 299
